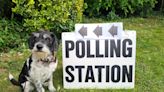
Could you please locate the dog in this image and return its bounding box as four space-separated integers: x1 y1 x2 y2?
9 30 58 92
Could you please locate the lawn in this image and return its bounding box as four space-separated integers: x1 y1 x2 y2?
0 16 164 92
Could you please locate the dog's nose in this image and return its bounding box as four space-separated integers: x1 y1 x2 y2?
36 44 43 50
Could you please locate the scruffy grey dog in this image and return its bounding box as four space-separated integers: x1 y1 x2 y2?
9 30 58 92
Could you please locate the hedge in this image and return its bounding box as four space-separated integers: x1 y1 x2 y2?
84 0 157 19
0 0 84 52
12 0 84 35
0 19 26 52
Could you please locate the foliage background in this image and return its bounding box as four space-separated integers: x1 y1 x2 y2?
0 0 84 52
12 0 83 33
84 0 157 19
0 0 163 52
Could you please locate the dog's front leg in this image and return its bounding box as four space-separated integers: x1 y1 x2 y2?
48 76 56 92
23 81 34 92
35 81 45 92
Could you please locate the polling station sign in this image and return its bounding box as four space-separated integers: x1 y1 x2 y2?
62 23 136 89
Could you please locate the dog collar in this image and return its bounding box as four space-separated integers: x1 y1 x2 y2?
39 56 57 63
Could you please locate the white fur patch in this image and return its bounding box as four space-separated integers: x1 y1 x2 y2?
28 57 57 84
33 33 39 37
26 58 30 68
23 81 34 92
9 73 14 80
43 34 50 39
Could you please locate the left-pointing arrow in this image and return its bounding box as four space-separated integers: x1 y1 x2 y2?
108 25 118 37
79 26 87 37
93 26 102 37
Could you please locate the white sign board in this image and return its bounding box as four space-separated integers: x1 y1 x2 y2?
62 23 136 89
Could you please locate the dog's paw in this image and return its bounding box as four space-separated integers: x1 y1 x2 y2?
49 87 56 92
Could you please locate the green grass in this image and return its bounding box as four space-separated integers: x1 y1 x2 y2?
0 16 164 92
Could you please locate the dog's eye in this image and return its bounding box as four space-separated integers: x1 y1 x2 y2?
45 37 50 41
33 36 37 41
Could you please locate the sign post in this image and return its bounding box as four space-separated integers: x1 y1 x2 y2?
62 23 136 89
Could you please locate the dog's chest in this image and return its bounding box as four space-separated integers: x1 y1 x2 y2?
28 61 56 83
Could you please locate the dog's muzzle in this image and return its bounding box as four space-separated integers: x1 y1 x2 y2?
36 43 43 51
32 42 51 60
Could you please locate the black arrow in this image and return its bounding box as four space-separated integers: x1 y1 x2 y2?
93 26 102 37
79 26 87 37
108 25 118 37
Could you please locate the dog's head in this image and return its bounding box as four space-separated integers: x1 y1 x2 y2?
28 30 58 60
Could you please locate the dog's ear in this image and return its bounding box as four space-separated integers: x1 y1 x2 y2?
28 33 36 49
50 32 58 53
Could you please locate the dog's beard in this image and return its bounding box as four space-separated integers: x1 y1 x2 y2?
32 51 49 60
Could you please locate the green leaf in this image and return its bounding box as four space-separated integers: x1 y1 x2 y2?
27 0 35 5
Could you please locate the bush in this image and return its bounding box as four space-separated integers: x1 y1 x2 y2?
84 0 157 19
0 19 27 52
0 0 83 52
12 0 84 36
